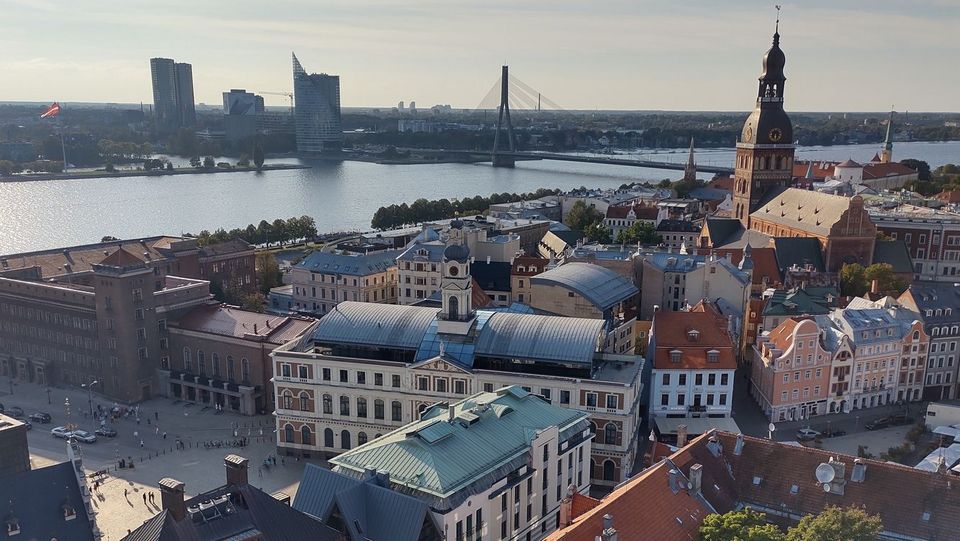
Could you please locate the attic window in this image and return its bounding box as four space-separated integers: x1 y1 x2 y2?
670 350 682 363
687 330 700 342
63 504 76 521
6 519 19 536
922 511 931 522
752 476 762 486
707 350 720 363
789 484 799 494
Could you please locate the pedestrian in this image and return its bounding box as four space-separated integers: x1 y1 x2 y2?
258 467 263 478
143 493 147 504
154 411 158 421
163 432 167 440
124 488 128 497
140 440 144 448
147 418 151 425
155 426 159 435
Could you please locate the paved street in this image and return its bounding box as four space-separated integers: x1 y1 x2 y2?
3 379 326 540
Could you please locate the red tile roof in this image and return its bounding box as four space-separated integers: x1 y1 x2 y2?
937 190 960 204
708 176 733 191
862 162 916 180
652 306 737 370
511 256 549 277
546 459 712 541
98 247 145 267
570 493 601 518
671 431 960 541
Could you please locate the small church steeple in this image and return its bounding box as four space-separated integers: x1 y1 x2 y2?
683 137 697 182
880 109 894 164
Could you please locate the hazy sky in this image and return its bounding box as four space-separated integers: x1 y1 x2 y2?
2 0 958 112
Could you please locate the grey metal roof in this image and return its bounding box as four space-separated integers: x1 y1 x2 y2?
330 387 589 510
475 312 604 365
530 262 638 310
0 461 94 541
294 465 440 541
313 302 439 350
396 240 445 262
297 249 402 276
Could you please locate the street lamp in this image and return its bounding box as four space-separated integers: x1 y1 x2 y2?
81 379 99 416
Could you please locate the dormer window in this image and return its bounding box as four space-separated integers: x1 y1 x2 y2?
670 350 682 363
6 519 19 536
687 329 700 342
707 350 720 363
63 504 76 521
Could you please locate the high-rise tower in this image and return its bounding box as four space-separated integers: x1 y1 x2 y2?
150 58 196 134
732 16 796 228
292 53 343 155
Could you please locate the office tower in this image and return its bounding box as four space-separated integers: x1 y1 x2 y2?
292 53 342 154
149 57 196 134
222 89 260 141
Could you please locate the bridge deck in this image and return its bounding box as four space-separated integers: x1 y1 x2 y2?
422 148 734 175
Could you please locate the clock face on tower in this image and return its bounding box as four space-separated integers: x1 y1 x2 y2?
769 128 783 142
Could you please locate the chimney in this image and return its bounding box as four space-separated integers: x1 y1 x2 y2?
733 433 744 456
851 458 867 482
486 255 491 264
448 403 455 422
688 464 703 495
253 323 258 334
159 478 186 521
601 514 619 541
224 454 249 486
559 484 575 527
667 468 682 493
677 424 688 448
870 279 880 295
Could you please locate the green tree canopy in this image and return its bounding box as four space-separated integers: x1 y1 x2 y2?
616 221 662 245
840 263 868 297
584 222 611 244
785 506 882 541
900 159 930 181
255 252 283 295
699 509 785 541
863 262 906 295
566 200 604 231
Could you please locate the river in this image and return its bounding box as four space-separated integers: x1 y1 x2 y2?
1 141 958 254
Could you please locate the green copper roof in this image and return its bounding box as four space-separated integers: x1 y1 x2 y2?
762 286 837 317
330 386 589 502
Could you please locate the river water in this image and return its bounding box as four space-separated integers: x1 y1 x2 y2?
1 141 958 254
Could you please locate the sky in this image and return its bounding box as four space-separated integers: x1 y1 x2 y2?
1 0 958 112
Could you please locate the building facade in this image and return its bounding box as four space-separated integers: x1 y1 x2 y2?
150 57 196 134
871 205 960 281
898 282 960 401
329 387 593 541
292 53 342 154
288 250 400 316
638 251 751 320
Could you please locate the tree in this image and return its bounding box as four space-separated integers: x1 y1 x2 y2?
900 159 930 181
785 506 882 541
189 156 201 168
863 263 906 295
256 252 283 294
253 143 265 170
566 200 604 231
202 156 215 169
0 160 19 176
840 263 868 297
699 509 785 541
616 221 663 245
584 222 612 244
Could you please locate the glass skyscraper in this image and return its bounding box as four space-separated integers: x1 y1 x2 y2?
150 57 196 134
292 53 342 154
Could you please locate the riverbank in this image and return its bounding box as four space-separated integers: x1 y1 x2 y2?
0 163 309 182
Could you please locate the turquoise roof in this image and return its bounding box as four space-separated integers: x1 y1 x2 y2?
330 387 589 506
762 287 837 317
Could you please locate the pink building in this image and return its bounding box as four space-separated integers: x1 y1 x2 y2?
751 318 833 422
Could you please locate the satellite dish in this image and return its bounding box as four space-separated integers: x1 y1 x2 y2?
768 423 776 433
815 463 836 484
822 483 832 493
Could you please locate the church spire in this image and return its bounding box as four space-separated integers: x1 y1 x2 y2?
683 137 696 182
880 109 894 164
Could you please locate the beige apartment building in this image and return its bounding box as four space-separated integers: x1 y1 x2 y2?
289 250 399 315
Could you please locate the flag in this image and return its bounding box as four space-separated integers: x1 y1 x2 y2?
40 102 61 118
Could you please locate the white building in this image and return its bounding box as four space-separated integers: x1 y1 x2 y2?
329 386 593 541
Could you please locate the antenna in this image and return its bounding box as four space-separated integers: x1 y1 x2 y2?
775 5 781 33
815 463 836 484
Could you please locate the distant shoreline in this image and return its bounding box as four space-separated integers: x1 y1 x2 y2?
0 163 310 182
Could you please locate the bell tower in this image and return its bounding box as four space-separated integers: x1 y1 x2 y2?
732 8 796 228
437 238 475 335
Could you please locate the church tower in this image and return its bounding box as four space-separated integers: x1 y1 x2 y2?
732 14 796 228
879 110 894 164
683 137 697 182
438 234 475 335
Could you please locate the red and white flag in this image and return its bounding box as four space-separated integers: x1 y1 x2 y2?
40 102 61 118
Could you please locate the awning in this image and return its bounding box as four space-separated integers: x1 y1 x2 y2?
654 416 742 436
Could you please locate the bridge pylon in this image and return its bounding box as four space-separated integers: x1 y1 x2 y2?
491 65 516 168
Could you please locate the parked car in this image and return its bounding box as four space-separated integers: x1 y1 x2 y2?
29 412 52 424
95 426 117 438
7 406 24 418
796 427 822 441
822 428 847 438
71 430 97 444
51 426 72 439
890 413 913 426
865 417 890 430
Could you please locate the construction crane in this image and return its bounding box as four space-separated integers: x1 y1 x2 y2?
257 91 294 116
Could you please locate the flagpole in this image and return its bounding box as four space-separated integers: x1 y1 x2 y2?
58 103 68 173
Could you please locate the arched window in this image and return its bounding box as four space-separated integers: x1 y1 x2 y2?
933 328 940 336
283 424 294 443
357 397 367 418
374 399 385 420
299 392 309 412
358 432 368 446
449 296 459 320
211 353 220 377
183 347 192 371
604 423 618 445
281 391 293 410
197 350 206 376
227 356 235 382
241 358 250 382
417 403 428 417
391 401 402 422
324 428 334 448
322 394 332 414
301 426 312 445
375 433 382 439
341 430 351 450
603 460 615 481
913 331 920 340
340 396 350 416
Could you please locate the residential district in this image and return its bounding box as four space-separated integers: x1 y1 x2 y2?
2 24 960 541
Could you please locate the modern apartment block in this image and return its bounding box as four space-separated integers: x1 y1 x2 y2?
292 52 342 154
150 57 196 133
272 244 645 489
329 386 593 541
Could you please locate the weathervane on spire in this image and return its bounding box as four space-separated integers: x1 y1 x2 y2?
775 5 781 33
